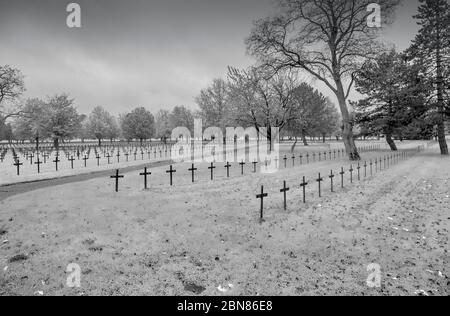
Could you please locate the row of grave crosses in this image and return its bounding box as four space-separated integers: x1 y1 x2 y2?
108 151 409 193
1 142 174 163
8 145 175 176
2 143 381 163
256 151 411 223
7 144 384 177
7 147 398 179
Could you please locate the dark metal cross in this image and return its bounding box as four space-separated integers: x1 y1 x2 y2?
280 181 290 211
69 156 75 169
283 155 287 168
83 155 88 167
300 176 308 203
370 160 373 176
340 167 346 187
208 162 216 180
316 173 324 197
53 156 60 171
357 163 361 181
349 165 354 183
35 158 43 173
96 154 101 166
116 152 120 163
166 165 176 186
13 160 23 176
256 186 268 223
292 155 295 166
252 160 258 173
188 163 197 183
224 162 231 178
110 169 124 192
239 161 245 175
329 170 335 192
107 153 112 164
139 167 151 189
364 161 367 177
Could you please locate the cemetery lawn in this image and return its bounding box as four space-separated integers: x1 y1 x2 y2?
0 147 448 296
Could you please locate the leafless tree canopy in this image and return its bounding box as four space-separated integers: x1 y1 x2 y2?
246 0 400 97
245 0 401 160
0 65 26 120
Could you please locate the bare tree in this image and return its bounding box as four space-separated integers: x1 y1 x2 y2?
246 0 401 160
196 78 230 130
0 65 26 123
227 66 299 148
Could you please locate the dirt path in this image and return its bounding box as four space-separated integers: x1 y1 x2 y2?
0 160 172 202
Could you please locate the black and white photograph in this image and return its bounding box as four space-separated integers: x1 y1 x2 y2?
0 0 449 300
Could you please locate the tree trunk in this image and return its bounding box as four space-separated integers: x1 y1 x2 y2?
54 138 59 150
435 19 449 155
98 138 102 147
301 132 308 146
291 136 298 153
437 121 448 155
266 126 272 152
336 86 360 160
386 133 398 151
322 133 326 143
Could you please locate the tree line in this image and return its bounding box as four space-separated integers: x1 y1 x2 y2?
244 0 449 157
0 67 341 148
1 0 449 158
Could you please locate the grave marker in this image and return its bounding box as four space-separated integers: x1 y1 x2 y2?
53 156 60 171
339 167 345 189
256 186 268 223
329 170 335 192
188 164 197 183
139 167 152 189
208 162 216 180
239 161 245 175
316 173 324 197
166 165 176 186
349 165 354 183
110 169 124 192
69 156 75 169
280 181 290 211
35 158 43 173
224 162 231 178
300 176 308 203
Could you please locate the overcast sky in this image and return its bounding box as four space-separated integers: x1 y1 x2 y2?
0 0 421 116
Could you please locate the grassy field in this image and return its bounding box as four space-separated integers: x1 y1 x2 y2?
0 141 448 296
